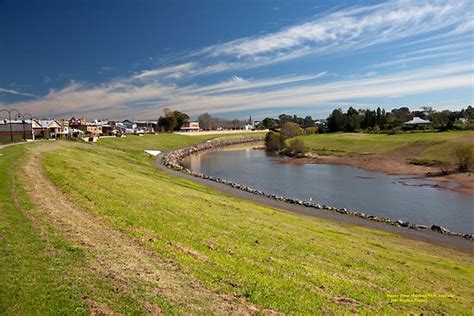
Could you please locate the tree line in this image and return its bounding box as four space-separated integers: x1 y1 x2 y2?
259 106 473 133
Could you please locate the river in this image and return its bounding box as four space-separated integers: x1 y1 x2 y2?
181 146 474 234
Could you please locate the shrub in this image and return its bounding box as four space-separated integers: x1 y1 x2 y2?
265 131 284 152
304 127 317 135
455 145 474 171
286 138 306 154
280 122 302 140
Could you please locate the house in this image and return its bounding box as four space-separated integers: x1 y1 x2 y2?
69 116 86 128
100 121 115 136
115 122 134 134
122 119 136 130
180 121 200 132
56 119 70 137
32 119 62 139
0 119 34 141
404 117 431 125
69 117 103 136
134 120 157 133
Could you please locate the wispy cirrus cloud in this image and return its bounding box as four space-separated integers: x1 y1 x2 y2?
0 87 37 97
202 0 472 60
131 0 473 85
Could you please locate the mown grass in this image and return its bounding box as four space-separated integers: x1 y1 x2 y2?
0 144 170 315
297 131 474 164
0 145 88 314
41 134 474 314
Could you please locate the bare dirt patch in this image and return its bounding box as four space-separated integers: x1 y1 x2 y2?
20 142 267 314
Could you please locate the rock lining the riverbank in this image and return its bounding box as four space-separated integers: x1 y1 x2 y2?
161 138 473 241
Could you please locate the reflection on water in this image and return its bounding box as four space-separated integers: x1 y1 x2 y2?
182 147 474 234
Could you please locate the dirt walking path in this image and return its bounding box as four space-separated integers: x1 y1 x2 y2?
20 142 266 315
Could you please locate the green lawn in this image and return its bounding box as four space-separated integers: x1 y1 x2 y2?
37 134 473 314
0 144 175 315
0 145 89 314
296 131 474 164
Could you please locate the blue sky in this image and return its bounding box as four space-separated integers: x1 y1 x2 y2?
1 0 473 120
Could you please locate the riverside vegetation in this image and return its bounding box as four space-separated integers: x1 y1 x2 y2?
265 128 474 173
1 133 473 314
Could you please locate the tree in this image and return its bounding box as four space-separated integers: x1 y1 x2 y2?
173 111 190 130
280 122 302 139
430 111 448 129
303 116 315 128
278 114 293 125
198 113 212 130
157 107 185 131
264 131 283 151
261 117 278 129
345 107 361 132
327 108 346 132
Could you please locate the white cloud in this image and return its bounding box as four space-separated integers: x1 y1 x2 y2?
8 62 473 119
0 87 37 97
203 0 471 61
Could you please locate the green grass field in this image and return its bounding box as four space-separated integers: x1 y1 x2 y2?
296 131 474 164
1 134 473 314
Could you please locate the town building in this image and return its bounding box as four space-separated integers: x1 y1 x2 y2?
0 119 34 141
32 119 62 139
134 120 157 133
180 121 200 132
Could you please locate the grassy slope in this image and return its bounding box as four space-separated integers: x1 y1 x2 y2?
0 144 181 315
0 145 89 314
41 134 473 314
297 131 474 163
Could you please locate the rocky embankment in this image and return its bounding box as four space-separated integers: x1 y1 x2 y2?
161 138 473 240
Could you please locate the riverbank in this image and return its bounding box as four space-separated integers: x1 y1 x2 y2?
284 153 473 195
159 138 473 243
289 131 474 195
282 154 474 195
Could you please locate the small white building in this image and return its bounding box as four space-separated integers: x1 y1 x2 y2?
180 121 200 132
404 117 431 125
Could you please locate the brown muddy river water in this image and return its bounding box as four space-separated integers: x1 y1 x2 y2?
182 146 474 234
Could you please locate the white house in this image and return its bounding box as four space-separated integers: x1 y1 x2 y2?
404 117 431 125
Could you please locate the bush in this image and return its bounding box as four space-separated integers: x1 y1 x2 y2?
304 127 317 135
265 131 284 152
286 138 306 154
455 145 474 171
280 122 302 139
